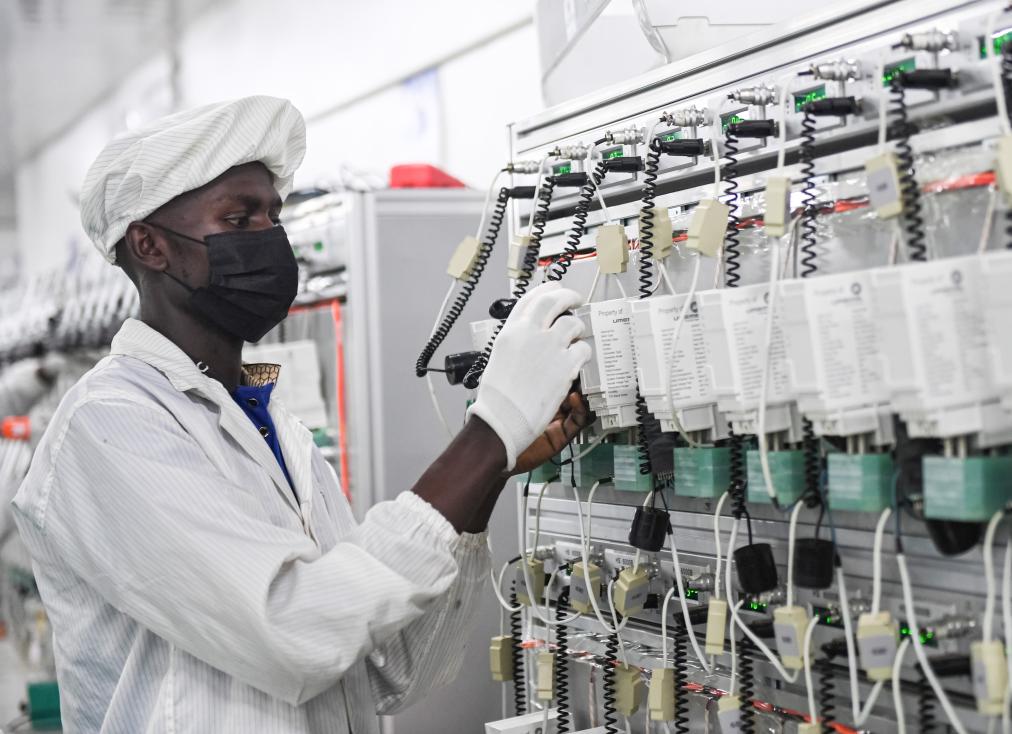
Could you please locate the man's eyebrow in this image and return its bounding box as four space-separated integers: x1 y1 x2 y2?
211 192 283 210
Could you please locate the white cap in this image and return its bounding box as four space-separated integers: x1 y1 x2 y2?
80 95 307 263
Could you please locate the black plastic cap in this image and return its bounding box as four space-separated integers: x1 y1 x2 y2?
727 119 777 139
896 69 958 90
793 538 836 590
444 351 481 386
603 156 645 173
554 172 590 188
926 519 983 557
509 186 538 200
917 653 970 678
803 96 861 117
748 618 776 639
629 506 670 552
734 543 779 594
684 606 710 626
489 298 517 320
658 138 707 157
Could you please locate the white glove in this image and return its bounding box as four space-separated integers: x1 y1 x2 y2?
468 282 592 470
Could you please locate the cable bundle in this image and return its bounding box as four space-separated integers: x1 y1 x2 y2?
509 586 526 716
414 186 510 377
546 160 609 282
555 588 572 733
889 79 928 262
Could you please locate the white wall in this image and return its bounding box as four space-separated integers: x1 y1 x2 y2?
14 0 542 275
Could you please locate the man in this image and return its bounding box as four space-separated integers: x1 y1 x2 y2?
12 96 592 733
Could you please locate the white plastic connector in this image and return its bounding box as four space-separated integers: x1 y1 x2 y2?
857 611 899 681
865 153 904 219
614 566 650 617
773 605 810 670
717 695 743 733
686 199 730 258
764 176 792 238
507 235 532 279
596 224 629 274
536 651 555 701
971 640 1008 716
705 599 729 655
515 557 545 607
640 207 674 260
616 664 645 716
997 136 1012 206
648 667 676 721
490 636 514 681
447 235 482 280
569 561 602 614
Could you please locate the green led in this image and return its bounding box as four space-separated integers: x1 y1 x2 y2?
794 85 827 112
604 147 624 160
658 130 682 143
685 588 699 600
721 113 745 134
883 58 916 87
313 240 324 252
979 31 1012 58
553 162 572 175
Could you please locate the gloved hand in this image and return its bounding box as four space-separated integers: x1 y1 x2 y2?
468 282 592 471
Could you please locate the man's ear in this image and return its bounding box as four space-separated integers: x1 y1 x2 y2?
122 222 171 273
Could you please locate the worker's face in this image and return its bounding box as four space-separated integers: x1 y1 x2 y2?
145 162 284 289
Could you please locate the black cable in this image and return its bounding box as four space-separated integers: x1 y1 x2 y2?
738 635 756 734
889 78 928 263
1003 44 1012 250
673 625 691 734
798 110 818 278
546 160 609 282
415 186 510 377
917 669 937 733
602 631 620 734
639 139 664 297
509 586 526 716
463 177 558 389
555 587 572 733
728 428 752 542
723 129 742 288
816 648 838 734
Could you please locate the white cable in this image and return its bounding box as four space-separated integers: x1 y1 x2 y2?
1002 540 1012 734
871 508 892 614
490 556 524 613
756 238 782 503
589 146 614 225
775 74 794 174
896 553 969 734
988 9 1012 136
542 703 551 732
877 59 890 153
661 586 677 663
572 484 630 635
892 637 913 734
786 500 804 608
730 599 744 694
669 528 713 674
571 433 608 464
519 491 582 626
475 169 508 240
835 565 887 726
607 580 631 666
984 509 1005 643
802 614 821 723
725 521 801 683
713 492 730 600
424 278 458 440
585 268 602 305
659 266 676 296
709 114 723 199
611 274 629 300
526 156 554 238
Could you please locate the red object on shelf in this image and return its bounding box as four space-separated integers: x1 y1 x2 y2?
2 416 30 440
389 164 465 189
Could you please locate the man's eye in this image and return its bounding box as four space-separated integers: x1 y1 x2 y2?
226 216 250 228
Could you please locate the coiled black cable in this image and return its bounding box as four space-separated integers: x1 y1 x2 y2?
415 186 510 377
638 139 664 297
728 428 748 526
546 160 609 282
917 669 936 733
723 129 742 288
673 625 690 734
816 654 836 734
463 177 558 389
1003 44 1012 250
738 635 756 734
798 110 818 278
602 631 620 734
509 586 526 715
890 79 927 263
555 588 572 733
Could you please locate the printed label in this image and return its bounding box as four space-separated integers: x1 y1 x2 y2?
719 284 792 408
973 658 989 702
867 164 901 213
569 572 598 610
590 299 638 408
648 294 714 408
774 621 801 661
858 633 897 671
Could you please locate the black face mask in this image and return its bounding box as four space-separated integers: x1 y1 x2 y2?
150 223 299 342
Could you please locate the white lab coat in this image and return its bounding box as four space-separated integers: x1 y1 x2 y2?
12 318 490 733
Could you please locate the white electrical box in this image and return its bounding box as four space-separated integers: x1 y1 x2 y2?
484 709 558 734
576 298 640 429
981 250 1012 414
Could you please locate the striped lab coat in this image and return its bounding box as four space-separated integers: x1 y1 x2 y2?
12 318 489 733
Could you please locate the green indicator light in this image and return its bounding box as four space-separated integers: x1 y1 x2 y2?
721 114 745 134
658 130 682 143
604 148 624 160
685 588 699 600
554 162 572 175
794 85 827 113
883 58 916 87
979 31 1012 58
313 241 324 252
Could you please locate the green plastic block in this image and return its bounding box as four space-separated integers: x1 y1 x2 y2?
923 456 1012 522
27 680 61 729
573 444 615 488
747 449 806 505
613 445 653 492
674 447 730 498
530 461 561 484
828 453 895 512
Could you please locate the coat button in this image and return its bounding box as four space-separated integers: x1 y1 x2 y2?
247 397 259 407
259 426 269 438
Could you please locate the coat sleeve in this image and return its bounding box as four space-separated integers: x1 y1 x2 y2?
12 397 476 707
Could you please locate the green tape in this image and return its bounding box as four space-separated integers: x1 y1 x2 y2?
828 453 894 512
923 456 1012 522
573 444 615 488
27 680 61 729
747 449 806 505
674 447 730 498
613 445 653 492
